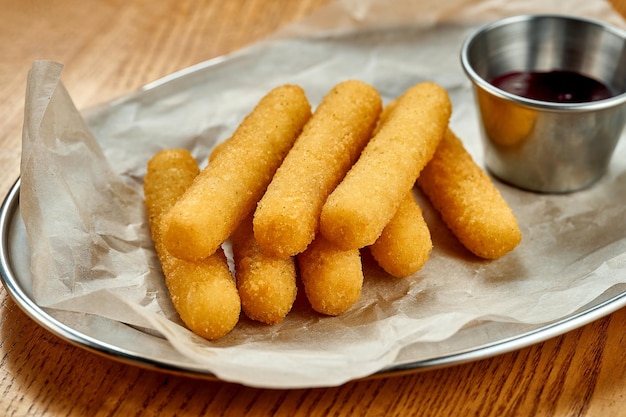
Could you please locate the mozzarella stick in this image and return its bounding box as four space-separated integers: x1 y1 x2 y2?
369 192 432 277
253 80 381 258
417 128 522 259
320 82 451 249
231 213 297 324
367 100 432 277
297 234 363 316
144 149 240 340
161 85 311 261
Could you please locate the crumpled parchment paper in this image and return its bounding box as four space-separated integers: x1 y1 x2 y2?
18 0 626 388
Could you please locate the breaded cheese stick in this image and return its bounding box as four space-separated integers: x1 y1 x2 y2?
161 85 311 261
369 191 432 277
297 234 363 316
253 80 382 258
417 128 522 259
144 149 240 340
367 100 432 277
231 213 297 324
320 82 451 249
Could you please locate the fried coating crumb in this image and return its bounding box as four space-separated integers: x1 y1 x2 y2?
144 149 240 340
161 85 312 261
417 129 522 259
320 82 451 250
254 80 381 258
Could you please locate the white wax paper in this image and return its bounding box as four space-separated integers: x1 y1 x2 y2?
18 0 626 388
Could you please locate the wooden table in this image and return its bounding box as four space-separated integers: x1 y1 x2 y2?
1 1 626 415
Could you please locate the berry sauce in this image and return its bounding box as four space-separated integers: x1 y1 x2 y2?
490 70 614 103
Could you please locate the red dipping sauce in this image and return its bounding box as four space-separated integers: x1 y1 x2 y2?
490 70 614 103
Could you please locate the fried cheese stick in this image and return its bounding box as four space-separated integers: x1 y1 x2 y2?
297 234 363 316
253 80 382 258
211 120 298 324
208 124 298 324
369 191 432 277
231 213 297 324
161 85 312 261
144 149 240 340
417 128 522 259
320 82 451 249
367 99 432 277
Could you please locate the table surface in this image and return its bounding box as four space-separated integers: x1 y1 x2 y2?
2 0 626 416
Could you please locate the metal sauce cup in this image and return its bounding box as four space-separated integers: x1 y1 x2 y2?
461 14 626 193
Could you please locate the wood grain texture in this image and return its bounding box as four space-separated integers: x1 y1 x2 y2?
1 0 626 416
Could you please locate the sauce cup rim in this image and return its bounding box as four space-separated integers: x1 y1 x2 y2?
460 13 626 112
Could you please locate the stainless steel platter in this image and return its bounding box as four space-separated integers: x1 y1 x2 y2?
3 178 626 383
3 23 626 388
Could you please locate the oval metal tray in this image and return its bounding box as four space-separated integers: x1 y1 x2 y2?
3 178 626 384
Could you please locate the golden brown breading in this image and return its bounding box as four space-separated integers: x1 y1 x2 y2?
253 80 381 258
144 149 240 340
417 128 522 259
297 234 363 316
320 82 451 250
369 192 432 277
161 85 312 261
231 213 297 325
